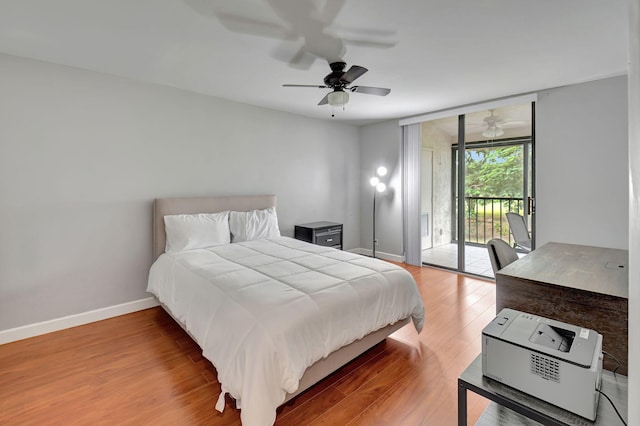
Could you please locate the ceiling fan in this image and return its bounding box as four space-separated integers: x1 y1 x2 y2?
283 61 390 110
482 109 505 138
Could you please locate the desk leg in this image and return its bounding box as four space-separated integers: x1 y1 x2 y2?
458 379 467 426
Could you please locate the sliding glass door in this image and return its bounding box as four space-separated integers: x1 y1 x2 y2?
420 102 535 277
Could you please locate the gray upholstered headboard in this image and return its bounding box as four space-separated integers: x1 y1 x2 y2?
152 194 277 261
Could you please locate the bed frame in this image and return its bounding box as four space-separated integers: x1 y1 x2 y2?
152 194 409 403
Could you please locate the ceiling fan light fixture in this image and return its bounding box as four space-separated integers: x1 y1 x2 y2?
482 109 505 138
328 90 349 107
482 125 504 138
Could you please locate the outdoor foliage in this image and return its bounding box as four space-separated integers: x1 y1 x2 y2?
456 144 527 244
465 145 523 198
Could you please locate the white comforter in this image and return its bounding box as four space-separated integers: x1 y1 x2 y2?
147 237 424 426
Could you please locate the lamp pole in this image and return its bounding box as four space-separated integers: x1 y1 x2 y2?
370 166 387 259
372 188 377 258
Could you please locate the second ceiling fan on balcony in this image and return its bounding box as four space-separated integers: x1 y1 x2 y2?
476 109 529 139
482 110 506 138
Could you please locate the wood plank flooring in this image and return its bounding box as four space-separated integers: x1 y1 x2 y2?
0 265 495 425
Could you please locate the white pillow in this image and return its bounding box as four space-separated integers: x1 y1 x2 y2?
164 212 230 253
229 207 281 243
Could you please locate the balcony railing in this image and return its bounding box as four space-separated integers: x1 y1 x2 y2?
458 196 525 246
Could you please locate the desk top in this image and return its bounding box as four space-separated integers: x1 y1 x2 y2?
497 242 628 299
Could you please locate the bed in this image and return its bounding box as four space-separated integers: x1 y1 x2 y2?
147 195 425 425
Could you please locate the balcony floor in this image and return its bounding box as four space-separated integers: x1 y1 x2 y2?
422 243 526 278
421 243 493 278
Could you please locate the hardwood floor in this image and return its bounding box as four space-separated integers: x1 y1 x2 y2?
0 265 495 425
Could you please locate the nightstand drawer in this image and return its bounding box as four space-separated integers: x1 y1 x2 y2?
315 231 341 247
294 222 343 250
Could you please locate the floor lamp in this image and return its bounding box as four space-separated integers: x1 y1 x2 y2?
369 166 387 258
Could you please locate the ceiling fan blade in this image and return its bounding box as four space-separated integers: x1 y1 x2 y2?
318 93 330 105
341 65 368 83
350 86 390 96
283 84 327 88
502 120 528 126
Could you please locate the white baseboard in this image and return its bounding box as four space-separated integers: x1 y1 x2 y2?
348 248 405 263
0 297 159 345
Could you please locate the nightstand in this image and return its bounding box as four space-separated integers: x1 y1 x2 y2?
294 221 343 250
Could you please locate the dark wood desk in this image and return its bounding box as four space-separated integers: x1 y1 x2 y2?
496 242 628 374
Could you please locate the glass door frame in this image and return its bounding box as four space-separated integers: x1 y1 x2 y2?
456 114 466 271
451 136 535 249
451 102 536 274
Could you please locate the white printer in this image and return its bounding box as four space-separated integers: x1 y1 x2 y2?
482 308 603 420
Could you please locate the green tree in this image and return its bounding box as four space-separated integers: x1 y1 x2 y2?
465 145 523 198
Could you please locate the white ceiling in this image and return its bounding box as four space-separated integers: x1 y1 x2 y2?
0 0 629 126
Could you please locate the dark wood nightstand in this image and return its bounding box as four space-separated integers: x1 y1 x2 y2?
294 221 343 250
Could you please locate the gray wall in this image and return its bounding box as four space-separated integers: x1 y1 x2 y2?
536 75 628 249
361 75 630 257
628 0 639 421
0 53 360 331
359 121 403 259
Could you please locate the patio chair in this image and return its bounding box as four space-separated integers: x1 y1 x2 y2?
487 238 520 274
506 212 532 252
